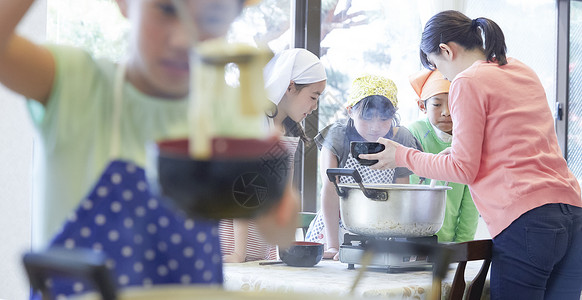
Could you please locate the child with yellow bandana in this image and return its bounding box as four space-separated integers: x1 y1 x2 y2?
305 75 422 260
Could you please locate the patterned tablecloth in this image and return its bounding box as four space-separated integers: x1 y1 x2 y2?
223 259 490 300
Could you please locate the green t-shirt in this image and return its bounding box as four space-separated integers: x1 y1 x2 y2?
27 45 189 247
407 118 479 242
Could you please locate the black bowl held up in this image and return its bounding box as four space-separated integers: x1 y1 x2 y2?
350 141 385 166
146 137 291 220
279 241 324 267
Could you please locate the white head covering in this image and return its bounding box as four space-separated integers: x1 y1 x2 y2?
263 48 327 105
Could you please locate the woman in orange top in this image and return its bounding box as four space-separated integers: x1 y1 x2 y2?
362 10 582 300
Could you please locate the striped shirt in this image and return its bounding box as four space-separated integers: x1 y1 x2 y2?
218 134 299 261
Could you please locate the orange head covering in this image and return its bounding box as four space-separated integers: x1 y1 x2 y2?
408 69 450 101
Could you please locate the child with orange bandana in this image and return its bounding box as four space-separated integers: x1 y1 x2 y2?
408 69 478 242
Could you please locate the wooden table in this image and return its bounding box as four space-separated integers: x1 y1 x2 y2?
223 259 490 300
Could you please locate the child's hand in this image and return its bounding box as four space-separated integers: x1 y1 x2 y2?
223 252 246 263
359 137 399 170
255 184 299 249
323 247 340 261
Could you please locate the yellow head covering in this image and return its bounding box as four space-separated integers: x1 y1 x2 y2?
346 75 398 109
409 69 450 101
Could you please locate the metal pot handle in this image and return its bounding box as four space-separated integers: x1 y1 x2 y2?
326 168 388 201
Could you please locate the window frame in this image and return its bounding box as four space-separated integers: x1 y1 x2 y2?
292 0 322 212
556 0 569 157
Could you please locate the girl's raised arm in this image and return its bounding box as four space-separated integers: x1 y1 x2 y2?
0 0 56 105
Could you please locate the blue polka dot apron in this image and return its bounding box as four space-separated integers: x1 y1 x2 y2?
30 64 223 299
30 160 223 299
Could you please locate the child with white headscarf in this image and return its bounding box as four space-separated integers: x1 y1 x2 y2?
219 48 327 263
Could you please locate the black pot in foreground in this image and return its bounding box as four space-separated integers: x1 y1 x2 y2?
147 138 290 220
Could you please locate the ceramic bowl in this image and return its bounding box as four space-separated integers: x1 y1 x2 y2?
279 241 324 267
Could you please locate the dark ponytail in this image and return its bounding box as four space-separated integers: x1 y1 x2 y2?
419 10 507 69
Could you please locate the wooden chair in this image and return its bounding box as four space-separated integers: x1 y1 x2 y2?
444 239 493 300
348 238 491 300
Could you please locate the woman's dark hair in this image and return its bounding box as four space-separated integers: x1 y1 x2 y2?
419 10 507 69
351 95 400 130
266 83 312 145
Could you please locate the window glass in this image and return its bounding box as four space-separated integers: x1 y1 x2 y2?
47 0 291 60
226 0 292 94
465 0 557 111
228 0 291 52
319 0 423 131
47 0 128 61
568 1 582 185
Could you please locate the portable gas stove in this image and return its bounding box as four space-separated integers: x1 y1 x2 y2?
338 233 438 272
